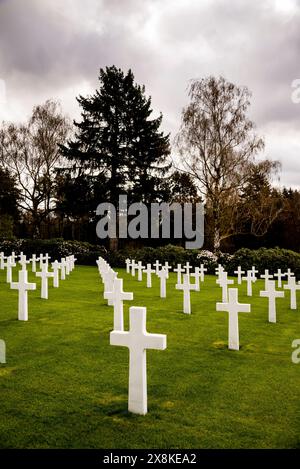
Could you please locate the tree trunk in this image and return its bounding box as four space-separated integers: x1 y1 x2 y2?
212 201 221 253
109 237 119 251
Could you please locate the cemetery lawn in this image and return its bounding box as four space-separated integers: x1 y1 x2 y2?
0 266 300 449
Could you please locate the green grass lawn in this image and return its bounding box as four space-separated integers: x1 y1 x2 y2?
0 265 300 449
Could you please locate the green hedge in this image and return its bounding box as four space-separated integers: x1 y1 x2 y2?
225 247 300 278
0 240 299 278
0 238 107 264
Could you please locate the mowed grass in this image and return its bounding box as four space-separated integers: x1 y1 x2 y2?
0 265 300 449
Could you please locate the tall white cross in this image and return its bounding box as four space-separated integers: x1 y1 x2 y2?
190 267 201 291
131 260 137 277
125 258 131 274
199 264 207 282
162 262 171 278
104 278 133 331
274 269 286 288
5 256 16 283
260 280 284 323
284 277 300 310
39 254 45 270
217 271 234 302
153 260 162 275
136 261 145 282
65 257 71 275
216 288 251 350
0 252 6 269
69 255 76 271
31 254 40 273
36 263 54 299
260 270 273 289
19 254 30 271
242 270 255 296
110 306 167 415
51 260 61 288
43 253 51 269
157 267 168 298
184 262 192 275
234 266 245 285
250 266 258 281
174 264 185 285
60 258 67 280
145 264 155 288
11 269 36 321
103 270 118 305
176 274 197 314
285 268 294 283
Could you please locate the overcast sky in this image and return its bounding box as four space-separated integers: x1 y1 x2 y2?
0 0 299 187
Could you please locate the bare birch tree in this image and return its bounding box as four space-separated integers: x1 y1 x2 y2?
175 76 280 251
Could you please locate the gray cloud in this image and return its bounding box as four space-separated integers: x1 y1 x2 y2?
0 0 299 187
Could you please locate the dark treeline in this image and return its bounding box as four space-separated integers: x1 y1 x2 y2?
0 66 298 252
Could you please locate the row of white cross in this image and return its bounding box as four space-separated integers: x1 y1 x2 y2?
0 252 77 321
96 257 167 416
127 259 300 351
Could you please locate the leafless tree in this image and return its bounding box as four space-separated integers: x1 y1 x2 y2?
0 100 71 237
175 76 280 251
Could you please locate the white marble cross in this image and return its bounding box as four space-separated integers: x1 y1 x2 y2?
153 260 162 275
216 288 251 350
284 277 300 309
242 270 255 296
136 261 145 282
274 269 287 288
125 258 131 274
199 264 207 282
157 267 168 298
104 278 133 331
217 271 234 302
11 269 36 321
234 266 245 285
184 262 192 275
0 252 6 269
215 264 224 276
250 266 258 281
103 270 118 305
36 263 54 299
51 260 61 288
39 254 45 270
285 268 294 283
176 274 197 314
190 267 202 291
5 256 16 283
60 258 66 280
110 306 167 415
19 254 30 271
69 255 77 271
260 280 284 323
162 262 171 278
31 254 40 273
65 257 71 275
44 253 51 269
145 264 155 288
260 270 273 289
131 260 137 277
174 264 185 285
